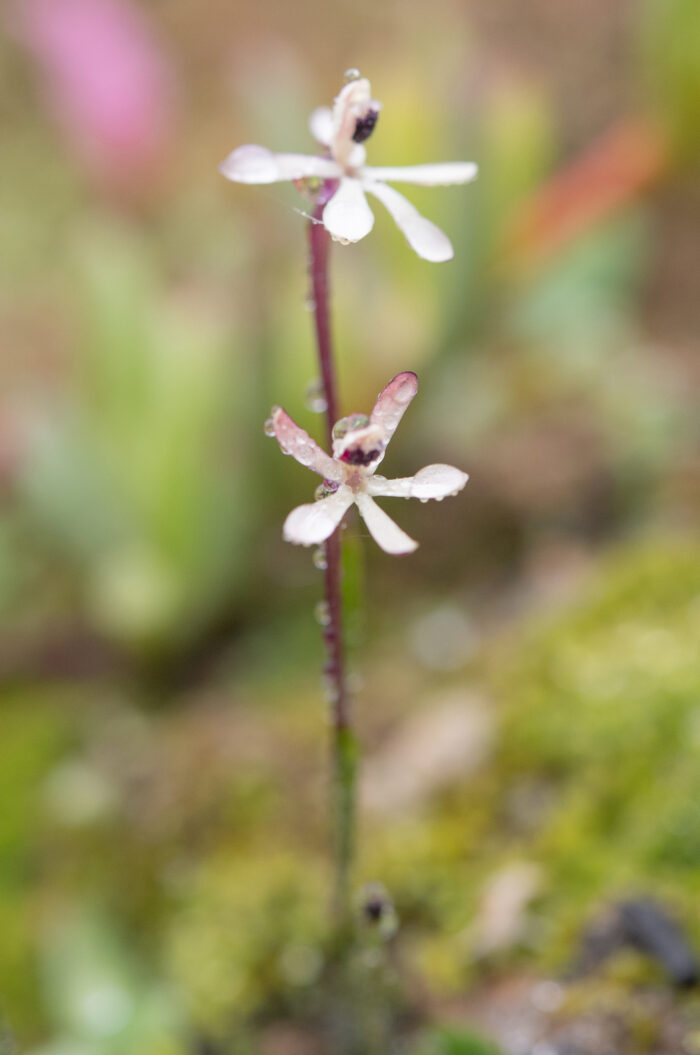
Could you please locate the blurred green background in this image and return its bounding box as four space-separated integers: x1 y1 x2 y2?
0 0 699 1052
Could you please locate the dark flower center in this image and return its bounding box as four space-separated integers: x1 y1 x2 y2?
340 446 382 466
352 108 380 144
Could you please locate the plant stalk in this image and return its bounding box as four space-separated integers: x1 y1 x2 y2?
308 199 356 924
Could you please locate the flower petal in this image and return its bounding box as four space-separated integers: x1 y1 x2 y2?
364 181 454 262
370 371 418 445
368 464 469 499
271 407 343 480
322 178 374 244
362 162 478 186
331 78 372 165
283 488 354 547
355 494 418 555
309 105 334 146
219 145 340 184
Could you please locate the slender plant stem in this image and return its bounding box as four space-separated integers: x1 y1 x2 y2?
308 199 356 924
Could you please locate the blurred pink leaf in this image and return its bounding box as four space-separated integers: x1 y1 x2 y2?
12 0 176 187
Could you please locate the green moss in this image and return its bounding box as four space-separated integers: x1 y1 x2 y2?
411 1025 505 1055
0 689 74 1035
363 540 700 990
165 852 326 1038
486 540 700 962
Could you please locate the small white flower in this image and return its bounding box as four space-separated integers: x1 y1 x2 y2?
220 75 477 262
268 372 468 555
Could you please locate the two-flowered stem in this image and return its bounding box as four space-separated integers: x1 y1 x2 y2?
308 199 356 924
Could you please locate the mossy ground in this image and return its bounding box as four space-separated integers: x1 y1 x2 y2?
2 537 699 1053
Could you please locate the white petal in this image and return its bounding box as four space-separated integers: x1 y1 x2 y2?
362 162 478 186
322 179 374 244
283 488 354 547
332 79 372 128
355 494 418 555
364 181 454 262
368 464 469 499
347 143 367 168
271 407 343 480
309 106 333 146
219 145 340 184
370 371 418 445
331 78 372 165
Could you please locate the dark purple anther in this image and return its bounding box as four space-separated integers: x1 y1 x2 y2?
340 447 382 466
352 108 380 144
361 882 393 926
364 896 384 923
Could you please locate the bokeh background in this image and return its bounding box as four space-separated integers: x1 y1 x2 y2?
1 0 699 1052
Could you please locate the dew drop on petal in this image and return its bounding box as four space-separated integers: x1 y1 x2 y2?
315 480 338 500
315 600 331 626
305 379 328 414
420 497 429 504
263 417 276 437
292 441 316 466
344 68 362 83
312 545 328 571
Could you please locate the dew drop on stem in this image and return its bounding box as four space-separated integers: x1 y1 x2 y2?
305 378 328 414
313 545 328 571
314 600 331 627
321 674 340 705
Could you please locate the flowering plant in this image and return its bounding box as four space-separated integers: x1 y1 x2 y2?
269 371 468 554
221 73 477 260
222 72 474 1043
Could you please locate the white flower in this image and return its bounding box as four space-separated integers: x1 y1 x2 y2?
220 75 477 262
268 372 468 555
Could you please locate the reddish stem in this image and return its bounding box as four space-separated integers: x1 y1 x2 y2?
308 199 339 448
308 199 355 917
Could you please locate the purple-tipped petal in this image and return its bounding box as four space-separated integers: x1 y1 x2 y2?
271 407 342 480
364 181 454 262
355 494 418 555
369 371 418 445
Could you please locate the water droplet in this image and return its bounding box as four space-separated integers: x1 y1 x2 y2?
420 497 429 504
321 676 340 706
263 417 275 437
312 545 328 571
347 671 364 693
304 293 316 312
314 600 331 627
305 379 328 414
315 481 338 501
344 68 361 83
435 496 444 502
